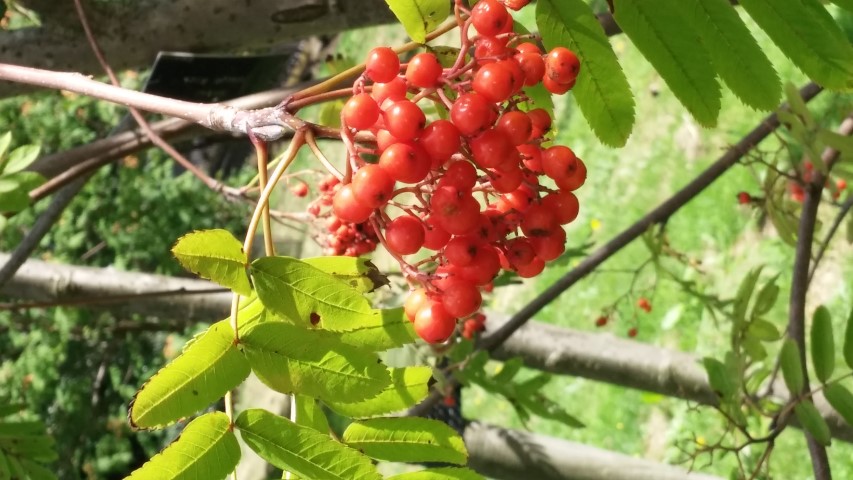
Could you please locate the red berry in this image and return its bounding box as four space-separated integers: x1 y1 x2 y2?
472 62 514 103
384 100 426 141
379 142 431 184
366 47 401 83
554 158 587 192
504 237 536 269
517 144 543 172
385 215 425 255
737 192 751 205
290 182 309 198
542 74 575 95
514 255 545 278
444 235 480 267
637 298 652 313
459 246 502 285
406 53 443 88
520 204 559 238
527 108 552 139
414 302 457 343
431 187 481 235
352 164 395 208
595 316 608 327
545 47 581 85
474 36 510 63
375 129 399 152
405 288 429 321
332 184 373 224
515 42 542 55
471 0 511 37
488 165 523 193
836 178 847 191
439 160 478 191
450 93 494 136
343 93 380 130
514 52 546 87
372 78 408 104
420 120 461 166
423 216 451 250
541 191 579 225
469 128 514 169
496 111 533 146
542 145 579 182
501 185 535 212
502 0 531 10
439 278 482 318
529 227 566 261
628 327 638 338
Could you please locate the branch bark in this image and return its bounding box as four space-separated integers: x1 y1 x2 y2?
2 254 851 443
465 421 723 480
1 0 397 98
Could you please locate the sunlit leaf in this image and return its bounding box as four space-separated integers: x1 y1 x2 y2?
844 305 853 369
129 321 250 429
733 266 763 327
251 256 374 329
336 308 419 352
536 0 635 146
127 412 240 480
747 319 781 342
343 417 467 464
3 145 40 174
294 396 330 434
241 322 390 402
303 256 390 293
236 408 380 480
703 357 738 398
171 229 251 296
325 367 432 418
386 468 485 480
384 0 451 43
739 0 853 90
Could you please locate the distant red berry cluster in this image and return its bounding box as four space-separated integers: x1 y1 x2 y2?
318 0 585 343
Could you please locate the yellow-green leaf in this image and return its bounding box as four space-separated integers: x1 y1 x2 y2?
171 229 251 296
613 0 721 126
386 468 485 480
303 256 389 293
250 256 375 329
236 409 381 480
127 412 240 480
129 321 250 429
336 308 419 352
325 366 432 418
342 417 467 465
811 306 835 384
844 305 853 370
794 402 832 446
294 396 330 434
536 0 635 146
739 0 853 91
384 0 451 43
241 322 391 403
780 338 805 394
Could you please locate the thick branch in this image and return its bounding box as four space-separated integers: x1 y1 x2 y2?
465 422 723 480
0 0 397 98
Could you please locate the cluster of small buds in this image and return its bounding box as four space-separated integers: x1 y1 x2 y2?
315 0 585 343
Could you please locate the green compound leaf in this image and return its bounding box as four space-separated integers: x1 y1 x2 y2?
325 366 432 418
845 305 853 369
20 459 56 480
129 320 250 429
613 0 721 127
734 266 764 327
236 408 381 480
303 256 390 293
794 402 832 446
127 412 240 480
251 256 375 329
386 468 485 480
336 307 418 352
241 322 391 402
536 0 635 147
384 0 451 44
747 319 781 342
677 0 780 110
811 306 836 384
752 276 780 317
0 451 9 480
172 229 251 296
294 396 330 434
832 0 853 10
739 0 853 91
342 417 467 465
780 338 805 394
824 383 853 426
3 145 40 175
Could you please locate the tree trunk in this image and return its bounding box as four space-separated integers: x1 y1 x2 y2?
1 0 396 98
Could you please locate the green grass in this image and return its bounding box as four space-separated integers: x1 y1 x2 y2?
334 12 853 480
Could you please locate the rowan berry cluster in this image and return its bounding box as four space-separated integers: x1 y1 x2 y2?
307 175 380 256
322 0 585 343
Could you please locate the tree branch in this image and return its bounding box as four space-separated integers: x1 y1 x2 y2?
465 421 723 480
